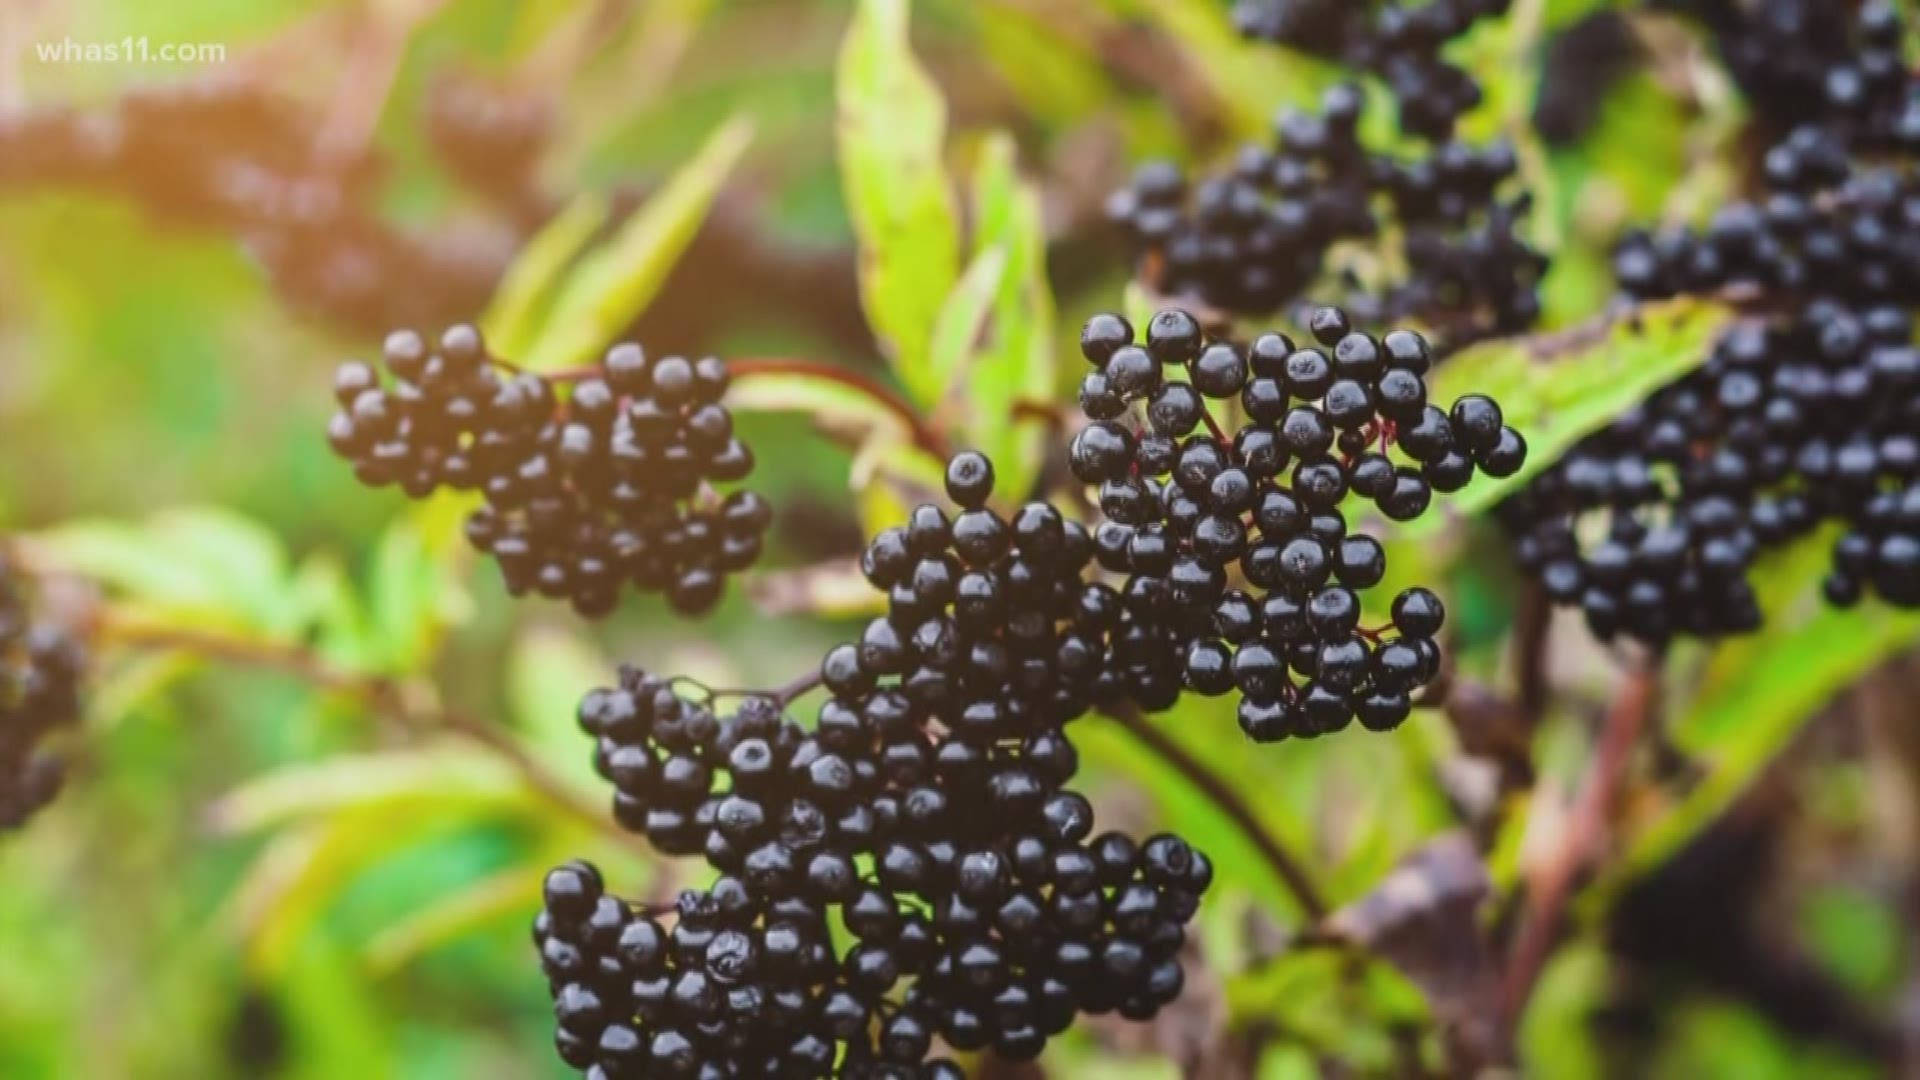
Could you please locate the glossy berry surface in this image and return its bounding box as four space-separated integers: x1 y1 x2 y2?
1072 307 1517 738
327 325 772 618
540 450 1215 1076
1106 71 1544 340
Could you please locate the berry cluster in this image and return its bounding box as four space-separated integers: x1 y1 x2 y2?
0 548 86 831
1612 131 1920 301
539 452 1213 1075
1655 0 1916 145
534 859 969 1078
1501 129 1920 641
326 325 770 617
1230 0 1512 141
1106 82 1545 340
847 450 1155 719
0 76 507 334
1071 307 1524 738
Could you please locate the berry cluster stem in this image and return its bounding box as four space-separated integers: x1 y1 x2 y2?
730 357 953 459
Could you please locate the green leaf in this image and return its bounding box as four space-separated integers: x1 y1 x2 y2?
835 0 963 408
232 809 483 979
507 625 609 793
1415 299 1733 532
523 115 754 372
278 926 399 1080
366 496 474 673
1516 942 1608 1080
480 192 611 361
29 507 293 631
726 367 915 448
926 245 1008 406
208 748 531 834
958 132 1057 501
363 866 542 976
1611 536 1920 886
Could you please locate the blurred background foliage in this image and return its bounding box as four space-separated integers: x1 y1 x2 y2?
1 0 1918 1077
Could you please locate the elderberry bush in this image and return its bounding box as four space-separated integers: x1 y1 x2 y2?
1501 100 1920 642
1072 306 1524 739
1105 81 1545 340
1653 0 1917 144
541 451 1213 1075
326 324 771 617
0 546 86 831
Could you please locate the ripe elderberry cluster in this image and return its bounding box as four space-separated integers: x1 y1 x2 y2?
534 859 968 1079
0 76 507 334
0 548 86 831
1501 124 1920 640
326 324 770 617
1072 307 1524 738
1654 0 1917 145
539 452 1213 1075
1106 82 1545 341
1230 0 1513 141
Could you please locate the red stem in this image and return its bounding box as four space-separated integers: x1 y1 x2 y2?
1502 660 1660 1019
1198 402 1229 447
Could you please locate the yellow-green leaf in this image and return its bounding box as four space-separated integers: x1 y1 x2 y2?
507 625 609 793
725 367 914 448
1414 298 1733 532
208 748 531 834
959 132 1057 501
927 245 1008 407
28 507 292 631
480 192 610 361
835 0 962 408
523 115 754 372
363 866 542 976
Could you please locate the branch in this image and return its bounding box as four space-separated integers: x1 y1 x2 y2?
91 614 640 854
1501 657 1661 1019
1099 700 1328 919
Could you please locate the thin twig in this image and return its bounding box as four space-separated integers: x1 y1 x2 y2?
772 668 826 707
91 615 639 853
1502 658 1660 1019
1099 700 1328 919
